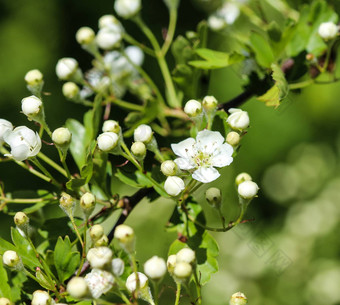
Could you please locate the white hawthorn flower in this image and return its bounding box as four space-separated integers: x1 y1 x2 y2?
238 180 259 199
56 58 79 80
0 297 11 305
76 27 95 45
227 108 250 130
97 132 119 152
134 124 153 143
67 277 89 299
96 27 122 50
0 119 13 145
84 268 115 299
4 126 41 161
87 247 113 269
31 290 52 305
144 256 167 280
21 96 42 117
164 176 185 196
114 0 141 19
318 21 339 40
171 130 233 183
125 45 144 67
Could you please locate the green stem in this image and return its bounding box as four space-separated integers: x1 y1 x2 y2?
174 282 181 305
217 207 226 230
161 8 177 56
123 33 156 57
0 197 48 204
38 152 68 178
77 216 88 276
288 79 314 90
106 97 144 112
193 268 201 305
69 213 84 249
31 158 61 188
152 281 160 305
118 291 133 305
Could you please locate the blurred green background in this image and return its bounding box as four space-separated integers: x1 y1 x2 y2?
1 0 340 304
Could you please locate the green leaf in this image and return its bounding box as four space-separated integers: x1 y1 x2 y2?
168 239 187 256
115 169 143 188
54 236 80 283
267 21 282 42
66 178 86 191
257 63 289 107
189 48 244 70
0 255 11 298
84 94 103 142
249 32 275 68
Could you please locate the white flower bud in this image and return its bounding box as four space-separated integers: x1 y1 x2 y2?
161 160 177 176
3 250 20 268
238 181 259 199
97 132 119 152
56 58 78 80
235 172 252 186
208 15 226 31
167 255 177 274
134 124 153 143
126 272 148 292
98 15 121 29
80 192 96 211
62 82 79 100
59 192 75 209
173 262 192 280
114 0 141 19
0 119 13 145
125 46 144 66
87 247 113 269
89 224 104 242
176 248 195 264
21 96 42 117
31 290 52 305
227 108 250 130
226 131 240 147
14 212 29 227
24 69 43 86
67 277 89 299
0 298 11 305
205 187 222 208
202 95 218 111
96 27 122 50
114 224 135 253
184 99 202 117
76 27 95 45
164 176 185 196
144 256 167 280
131 142 146 159
112 258 125 276
229 292 248 305
94 235 109 247
318 22 339 40
102 120 120 134
52 127 72 147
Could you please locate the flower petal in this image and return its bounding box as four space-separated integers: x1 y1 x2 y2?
211 143 233 167
174 157 195 170
196 130 224 155
11 144 30 161
192 167 220 183
171 137 196 158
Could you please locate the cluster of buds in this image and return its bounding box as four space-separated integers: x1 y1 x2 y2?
235 173 259 205
167 247 196 283
89 224 108 247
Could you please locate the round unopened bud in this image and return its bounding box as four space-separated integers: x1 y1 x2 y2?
114 0 142 19
59 192 75 209
52 127 72 146
24 69 43 86
56 58 78 80
184 99 202 117
167 255 177 274
97 132 119 152
114 224 135 253
76 27 95 45
161 160 177 176
173 262 192 280
87 247 113 269
67 277 89 299
202 95 218 111
226 131 240 146
318 22 339 40
99 15 120 29
96 27 122 50
112 258 125 276
102 120 120 134
126 272 148 292
176 248 195 265
205 187 222 208
31 290 52 305
0 298 11 305
89 224 104 241
238 181 259 199
144 256 167 280
164 176 185 196
62 82 80 100
95 235 109 247
134 124 153 143
131 142 146 159
227 108 250 130
3 250 20 268
235 173 252 186
21 96 42 117
80 192 96 211
14 212 29 227
229 292 248 305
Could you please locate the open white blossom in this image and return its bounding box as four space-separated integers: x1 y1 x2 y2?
87 247 113 269
0 119 13 145
85 268 115 299
171 130 233 183
4 126 41 161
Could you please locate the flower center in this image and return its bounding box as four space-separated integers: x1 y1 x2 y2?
193 151 212 168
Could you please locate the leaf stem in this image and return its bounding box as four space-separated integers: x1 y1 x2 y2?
123 33 156 57
37 152 68 178
31 158 61 188
161 8 177 56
